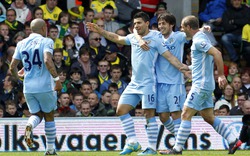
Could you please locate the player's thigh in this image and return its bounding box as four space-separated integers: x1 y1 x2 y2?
118 93 141 108
34 91 57 113
168 84 186 112
185 87 213 111
156 83 170 113
24 93 41 114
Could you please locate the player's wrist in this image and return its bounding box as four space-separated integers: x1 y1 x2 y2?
53 76 60 81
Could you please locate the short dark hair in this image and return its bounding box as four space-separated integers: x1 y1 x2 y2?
219 105 230 112
133 11 150 23
157 13 176 30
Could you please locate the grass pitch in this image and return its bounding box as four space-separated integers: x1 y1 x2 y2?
0 150 249 156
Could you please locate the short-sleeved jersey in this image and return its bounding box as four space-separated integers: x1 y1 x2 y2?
191 31 214 90
39 4 62 22
242 24 250 42
125 30 168 86
91 0 117 13
156 31 187 84
13 33 55 93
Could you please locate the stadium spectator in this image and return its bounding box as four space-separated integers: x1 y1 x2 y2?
62 34 78 65
26 0 39 12
53 48 70 74
86 31 106 64
90 0 118 20
24 21 32 37
80 80 92 99
230 92 247 115
110 92 120 111
4 8 25 37
240 68 250 95
4 100 20 117
0 105 4 118
104 44 127 70
31 6 43 19
21 103 31 118
57 92 76 117
97 60 110 85
88 92 107 116
227 62 240 83
68 6 83 24
108 82 118 94
76 100 94 117
0 52 9 91
100 90 113 116
57 68 69 93
79 8 95 41
67 22 85 51
0 74 19 108
150 2 168 28
39 0 62 24
88 76 101 99
48 25 63 49
96 19 108 47
67 67 83 91
9 19 62 155
218 104 230 116
103 5 120 33
214 84 235 114
70 46 98 81
221 0 250 63
115 0 141 25
56 11 70 40
11 0 32 24
0 23 11 44
199 0 226 31
69 92 83 114
135 108 144 117
231 76 242 95
99 64 127 95
115 28 131 64
242 24 250 67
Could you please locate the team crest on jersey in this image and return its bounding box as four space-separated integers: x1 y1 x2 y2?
54 14 58 18
168 38 174 44
200 41 207 48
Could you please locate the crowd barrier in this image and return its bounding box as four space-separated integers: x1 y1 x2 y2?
0 116 247 151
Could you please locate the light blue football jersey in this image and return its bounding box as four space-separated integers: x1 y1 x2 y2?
191 31 214 90
13 33 55 93
125 30 168 86
156 31 187 84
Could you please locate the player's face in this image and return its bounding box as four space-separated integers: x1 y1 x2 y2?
134 18 149 36
180 21 191 38
158 20 173 36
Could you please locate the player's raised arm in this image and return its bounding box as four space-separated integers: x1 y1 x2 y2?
86 22 127 45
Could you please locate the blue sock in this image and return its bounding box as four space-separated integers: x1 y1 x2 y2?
173 118 181 138
45 121 56 150
213 117 235 144
174 120 191 151
163 118 175 134
120 113 137 144
146 117 158 151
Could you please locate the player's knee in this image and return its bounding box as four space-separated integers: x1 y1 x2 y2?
33 111 44 122
159 113 170 123
44 111 55 122
144 109 155 118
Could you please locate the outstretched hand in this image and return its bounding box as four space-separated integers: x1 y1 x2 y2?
86 22 99 33
218 75 228 90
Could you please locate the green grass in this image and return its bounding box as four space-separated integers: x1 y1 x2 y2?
0 150 249 156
